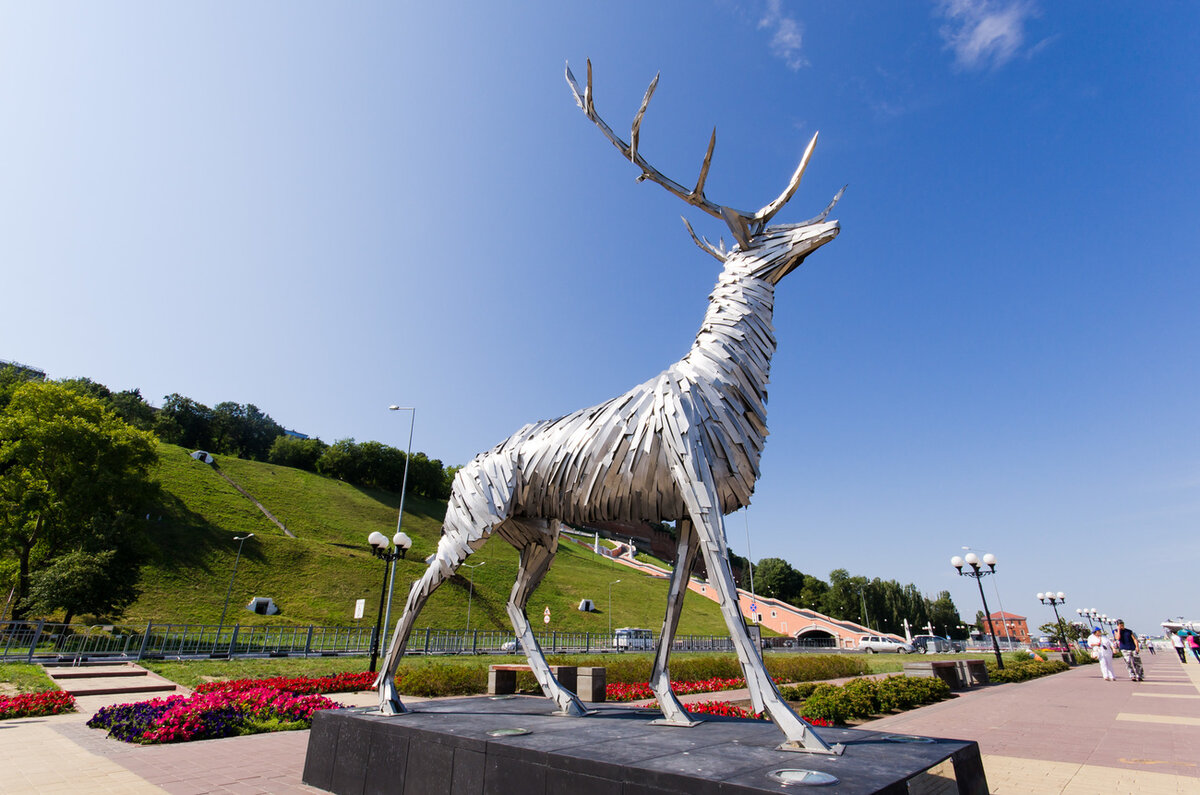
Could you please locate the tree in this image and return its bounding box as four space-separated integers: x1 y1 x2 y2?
155 393 214 450
927 590 964 637
108 388 156 431
821 569 873 623
0 382 158 620
22 543 141 624
211 402 284 460
318 438 367 483
753 557 804 603
268 436 328 472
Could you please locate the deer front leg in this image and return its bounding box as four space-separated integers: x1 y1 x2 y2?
649 517 702 726
666 436 841 754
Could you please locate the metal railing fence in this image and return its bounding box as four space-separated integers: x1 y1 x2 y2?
0 619 876 664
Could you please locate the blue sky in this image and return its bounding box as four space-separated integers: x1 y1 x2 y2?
3 2 1197 636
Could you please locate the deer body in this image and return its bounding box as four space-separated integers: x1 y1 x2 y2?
376 63 843 754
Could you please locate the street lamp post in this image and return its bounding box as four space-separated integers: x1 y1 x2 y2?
383 405 416 653
608 579 621 637
1037 591 1071 657
952 553 1004 669
367 531 412 673
462 561 485 633
215 534 254 654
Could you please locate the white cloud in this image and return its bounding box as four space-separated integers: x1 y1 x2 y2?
759 0 808 71
937 0 1037 70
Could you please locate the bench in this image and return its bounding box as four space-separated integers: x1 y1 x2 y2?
487 665 607 702
903 659 989 690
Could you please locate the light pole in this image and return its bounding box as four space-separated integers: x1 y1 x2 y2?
367 531 411 673
216 534 254 653
608 579 621 637
383 405 416 652
463 561 485 633
1037 591 1071 654
951 552 1004 669
858 586 871 631
964 545 1012 648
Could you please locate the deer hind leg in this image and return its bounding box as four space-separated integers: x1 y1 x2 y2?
500 518 588 717
648 517 702 726
375 452 517 714
667 441 841 754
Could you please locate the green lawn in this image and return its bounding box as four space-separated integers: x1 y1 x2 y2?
114 444 735 636
0 663 59 693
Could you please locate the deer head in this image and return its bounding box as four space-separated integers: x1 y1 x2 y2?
566 60 843 281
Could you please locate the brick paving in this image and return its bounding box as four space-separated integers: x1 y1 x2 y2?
1 653 1197 793
860 650 1200 792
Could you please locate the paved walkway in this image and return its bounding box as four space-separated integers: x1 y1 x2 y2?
860 650 1200 793
1 652 1197 793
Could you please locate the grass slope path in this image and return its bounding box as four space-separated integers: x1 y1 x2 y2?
208 460 296 538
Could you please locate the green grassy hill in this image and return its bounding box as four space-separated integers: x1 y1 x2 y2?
126 443 733 636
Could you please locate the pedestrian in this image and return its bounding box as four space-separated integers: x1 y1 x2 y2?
1189 633 1200 664
1088 627 1116 681
1146 639 1156 655
1172 631 1188 663
1114 620 1144 681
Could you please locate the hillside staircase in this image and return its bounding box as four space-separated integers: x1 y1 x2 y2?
41 660 185 698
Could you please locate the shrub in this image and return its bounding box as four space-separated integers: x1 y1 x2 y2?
798 684 848 723
395 662 487 697
986 658 1068 684
778 682 818 701
838 678 880 717
875 676 922 712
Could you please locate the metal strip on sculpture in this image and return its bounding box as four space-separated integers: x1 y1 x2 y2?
374 60 844 754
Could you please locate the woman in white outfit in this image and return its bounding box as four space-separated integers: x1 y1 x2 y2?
1088 626 1116 681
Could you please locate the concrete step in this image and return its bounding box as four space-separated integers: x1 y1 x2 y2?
50 668 149 680
59 680 180 697
42 662 185 698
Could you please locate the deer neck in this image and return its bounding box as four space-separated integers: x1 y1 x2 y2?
679 262 776 427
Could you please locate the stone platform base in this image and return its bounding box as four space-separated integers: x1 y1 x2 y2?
303 696 987 794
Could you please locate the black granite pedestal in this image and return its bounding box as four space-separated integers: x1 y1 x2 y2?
303 696 987 794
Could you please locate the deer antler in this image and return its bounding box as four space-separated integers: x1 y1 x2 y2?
566 59 825 250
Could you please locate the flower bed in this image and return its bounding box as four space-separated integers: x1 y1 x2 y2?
195 671 375 696
646 699 833 726
0 690 76 720
607 676 758 702
88 688 343 744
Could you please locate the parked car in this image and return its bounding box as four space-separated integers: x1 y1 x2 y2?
858 635 915 653
911 635 958 654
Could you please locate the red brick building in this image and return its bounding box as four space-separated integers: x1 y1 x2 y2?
989 611 1030 643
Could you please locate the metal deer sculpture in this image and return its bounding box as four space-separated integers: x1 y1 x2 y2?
376 61 844 754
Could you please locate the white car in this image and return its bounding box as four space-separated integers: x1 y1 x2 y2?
858 635 915 653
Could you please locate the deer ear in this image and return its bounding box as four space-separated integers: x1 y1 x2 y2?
719 207 752 249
